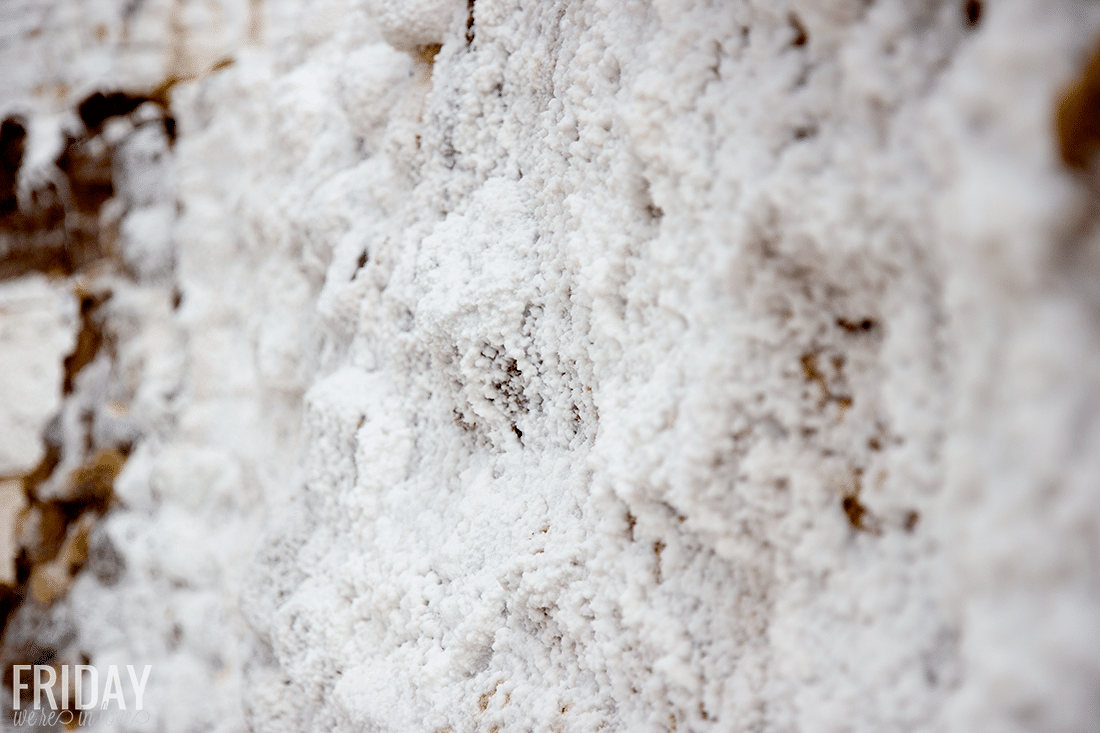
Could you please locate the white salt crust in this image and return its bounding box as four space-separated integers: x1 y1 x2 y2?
0 277 75 477
2 1 1099 732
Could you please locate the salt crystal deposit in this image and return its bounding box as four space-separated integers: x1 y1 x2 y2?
1 1 1099 732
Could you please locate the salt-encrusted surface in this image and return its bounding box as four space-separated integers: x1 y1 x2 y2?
0 0 257 113
0 276 75 477
3 0 1100 732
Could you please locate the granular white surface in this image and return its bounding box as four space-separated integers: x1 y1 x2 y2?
0 276 75 477
3 1 1100 732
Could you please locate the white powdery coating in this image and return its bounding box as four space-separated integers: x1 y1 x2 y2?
0 276 76 476
21 0 1100 732
221 0 1096 731
367 0 467 52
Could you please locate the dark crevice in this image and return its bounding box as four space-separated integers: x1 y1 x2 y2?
841 494 872 531
465 0 476 45
63 288 111 395
163 115 177 145
789 13 808 48
963 0 981 29
78 91 149 133
836 316 877 334
0 117 27 216
653 540 665 584
0 587 19 641
352 250 369 280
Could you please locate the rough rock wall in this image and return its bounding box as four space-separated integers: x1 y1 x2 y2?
2 1 1100 732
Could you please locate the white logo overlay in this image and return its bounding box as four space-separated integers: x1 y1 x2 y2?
11 665 152 728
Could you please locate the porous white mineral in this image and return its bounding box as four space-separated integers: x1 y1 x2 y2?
1 1 1099 732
